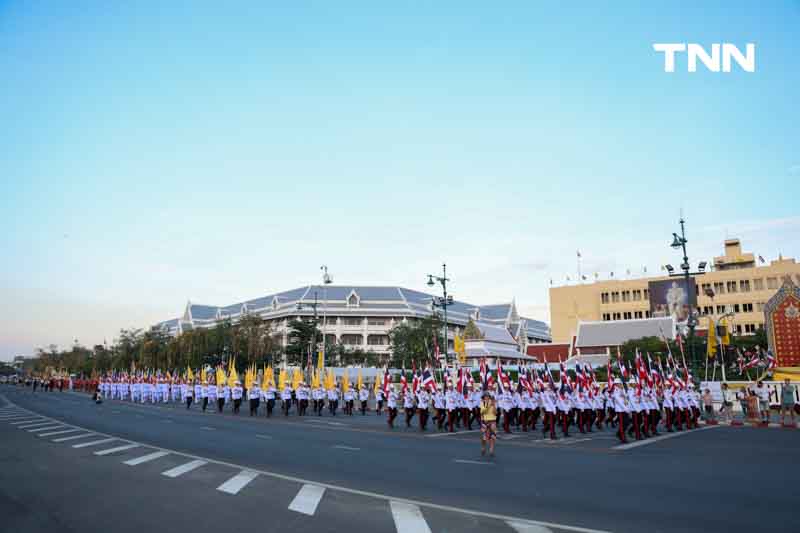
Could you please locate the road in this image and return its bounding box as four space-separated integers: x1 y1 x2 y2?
0 385 797 533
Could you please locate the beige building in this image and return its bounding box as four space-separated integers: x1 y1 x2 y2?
549 239 800 343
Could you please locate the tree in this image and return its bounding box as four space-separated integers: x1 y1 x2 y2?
387 315 444 368
285 319 319 366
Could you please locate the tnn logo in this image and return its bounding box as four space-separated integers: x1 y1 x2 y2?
653 43 755 73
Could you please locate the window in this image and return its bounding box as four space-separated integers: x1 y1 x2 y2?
702 306 713 315
367 335 389 346
325 318 338 327
645 310 651 318
622 291 631 302
740 280 751 292
602 313 611 321
735 324 742 334
643 289 649 299
701 283 711 295
340 334 363 346
733 304 740 313
742 303 753 312
634 311 643 319
601 292 610 304
611 292 620 303
744 324 756 334
726 281 738 293
623 311 632 320
343 318 363 326
632 289 642 301
767 277 778 289
756 302 765 312
713 282 725 295
753 278 764 290
612 312 621 320
716 305 725 314
367 318 387 326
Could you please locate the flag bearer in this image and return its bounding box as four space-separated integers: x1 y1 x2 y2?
359 385 369 415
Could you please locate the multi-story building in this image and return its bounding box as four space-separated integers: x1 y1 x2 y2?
549 239 800 343
156 285 551 359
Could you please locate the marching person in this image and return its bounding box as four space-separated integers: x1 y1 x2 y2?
207 375 218 412
263 380 277 417
375 384 384 416
417 387 430 431
231 380 243 414
359 384 369 415
328 385 340 415
386 385 398 428
248 380 261 416
403 389 416 428
184 379 194 409
281 383 293 416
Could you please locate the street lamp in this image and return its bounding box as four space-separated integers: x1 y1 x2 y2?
320 266 333 367
296 290 320 377
667 217 706 379
426 264 454 367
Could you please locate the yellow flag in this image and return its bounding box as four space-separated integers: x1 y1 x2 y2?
216 366 226 387
228 359 239 388
373 370 381 394
325 369 335 391
278 367 287 390
343 368 350 392
356 367 363 390
186 365 194 381
292 367 303 390
244 365 254 389
706 317 717 359
312 369 321 388
720 318 731 346
317 350 324 371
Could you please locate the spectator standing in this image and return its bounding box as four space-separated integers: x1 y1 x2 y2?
780 379 796 426
755 381 771 424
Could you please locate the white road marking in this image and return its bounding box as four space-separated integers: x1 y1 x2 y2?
200 426 216 431
453 459 491 465
426 429 481 438
124 451 170 466
28 425 64 432
0 415 33 421
390 501 432 533
507 520 554 533
53 433 95 442
94 443 141 456
304 419 345 427
333 445 360 451
162 459 207 478
217 470 259 495
613 425 719 451
39 428 82 437
11 418 46 425
255 434 273 440
288 484 326 515
19 422 56 429
73 438 116 449
6 399 611 533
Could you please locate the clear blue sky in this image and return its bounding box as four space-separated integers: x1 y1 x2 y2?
2 1 798 359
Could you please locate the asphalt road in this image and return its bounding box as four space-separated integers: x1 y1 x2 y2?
0 385 797 533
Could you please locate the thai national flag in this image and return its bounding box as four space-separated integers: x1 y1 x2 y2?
400 365 408 393
411 360 420 393
497 359 511 392
479 358 488 389
422 366 437 392
383 368 391 395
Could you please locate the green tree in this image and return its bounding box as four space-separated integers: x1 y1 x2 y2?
285 318 319 366
387 315 444 367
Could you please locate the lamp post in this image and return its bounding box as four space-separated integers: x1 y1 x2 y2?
427 264 454 367
669 217 705 378
320 266 333 367
296 290 319 378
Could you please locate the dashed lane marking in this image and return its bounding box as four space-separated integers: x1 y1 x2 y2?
94 443 141 456
162 459 207 478
425 429 481 438
507 521 554 533
333 445 360 451
124 451 170 466
72 438 117 449
200 426 216 431
53 433 95 443
390 501 432 533
255 434 273 440
453 459 491 465
612 425 719 450
18 422 56 430
288 484 326 515
217 470 259 495
11 418 46 425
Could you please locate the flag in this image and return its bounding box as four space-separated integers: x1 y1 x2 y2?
411 360 420 393
373 370 381 394
706 317 717 359
356 367 364 390
342 368 350 392
422 365 436 392
400 365 408 394
607 359 614 392
383 367 391 395
497 359 511 392
766 350 776 372
479 358 488 390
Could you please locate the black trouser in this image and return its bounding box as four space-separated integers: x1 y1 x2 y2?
387 407 397 427
377 400 383 415
361 400 367 415
249 398 260 416
418 408 428 430
347 400 354 415
186 397 193 409
405 407 414 427
283 399 291 416
233 398 241 414
202 397 208 412
330 400 338 415
266 398 275 416
217 398 225 413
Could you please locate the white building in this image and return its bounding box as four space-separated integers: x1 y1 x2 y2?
156 285 550 358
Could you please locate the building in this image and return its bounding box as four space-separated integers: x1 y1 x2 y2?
549 239 800 343
156 285 551 359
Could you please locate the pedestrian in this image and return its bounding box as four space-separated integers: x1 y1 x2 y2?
702 389 714 421
780 378 796 426
480 391 497 457
719 383 734 422
231 380 243 414
736 386 748 418
359 384 369 415
755 381 771 424
386 386 398 428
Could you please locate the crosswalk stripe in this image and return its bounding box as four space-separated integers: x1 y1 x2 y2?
507 520 554 533
39 428 82 437
73 438 116 449
0 415 30 420
216 470 259 495
94 443 141 456
161 459 207 478
28 425 64 432
390 501 432 533
53 433 95 442
19 422 55 429
288 484 326 515
124 451 169 466
11 418 46 425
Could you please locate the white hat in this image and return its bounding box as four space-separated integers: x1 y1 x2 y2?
614 378 622 384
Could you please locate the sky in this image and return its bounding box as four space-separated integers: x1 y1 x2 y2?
1 1 799 360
